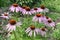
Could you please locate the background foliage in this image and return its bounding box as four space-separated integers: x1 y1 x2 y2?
0 0 60 12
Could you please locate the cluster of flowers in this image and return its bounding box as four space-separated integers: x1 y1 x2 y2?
32 14 55 27
25 14 56 37
9 3 49 15
0 3 55 37
25 25 48 37
0 12 22 37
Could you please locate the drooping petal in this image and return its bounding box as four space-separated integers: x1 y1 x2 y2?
9 6 15 12
16 22 22 27
39 17 42 23
31 9 37 13
32 16 38 22
35 28 39 34
49 22 55 27
22 10 26 15
43 8 49 13
39 29 46 37
41 31 46 36
25 11 28 14
0 16 9 19
28 11 32 15
15 7 20 12
37 8 43 12
25 27 31 33
28 30 32 37
34 30 36 37
19 7 23 12
6 24 16 32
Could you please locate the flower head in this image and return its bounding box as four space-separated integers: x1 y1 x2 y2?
4 13 8 16
46 16 49 19
9 3 22 12
6 19 22 32
22 6 27 9
34 8 38 10
40 5 49 13
9 19 16 25
42 16 51 23
40 5 45 9
32 14 43 23
0 12 10 19
25 7 30 11
31 7 43 13
25 25 39 37
36 13 42 17
41 28 46 31
48 20 52 23
13 3 18 7
22 7 32 15
39 27 48 37
20 6 27 12
44 19 56 28
30 25 35 30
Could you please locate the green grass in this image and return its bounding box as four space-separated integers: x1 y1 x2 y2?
40 0 60 12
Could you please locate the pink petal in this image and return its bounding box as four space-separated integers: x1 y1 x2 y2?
50 22 55 27
32 16 38 22
9 6 15 12
35 28 39 34
39 17 42 23
25 27 31 33
28 30 32 37
16 7 20 12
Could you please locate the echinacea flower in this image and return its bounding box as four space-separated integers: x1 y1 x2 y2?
6 19 22 32
9 3 22 12
0 12 10 19
42 16 51 23
32 14 43 23
40 5 49 13
25 25 39 37
44 19 56 28
22 7 32 15
31 7 43 14
39 27 48 37
21 6 27 12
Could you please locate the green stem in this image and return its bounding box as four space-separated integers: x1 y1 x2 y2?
17 27 22 37
13 31 17 40
31 31 34 40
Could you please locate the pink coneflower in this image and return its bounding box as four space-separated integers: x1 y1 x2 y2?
22 7 32 15
31 7 43 14
42 16 51 23
44 19 55 28
40 5 49 13
6 19 22 32
21 6 27 10
20 6 27 12
0 12 10 19
32 14 43 23
39 27 48 37
9 3 22 12
25 25 39 37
